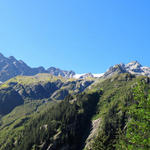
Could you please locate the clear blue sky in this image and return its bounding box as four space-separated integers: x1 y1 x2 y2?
0 0 150 73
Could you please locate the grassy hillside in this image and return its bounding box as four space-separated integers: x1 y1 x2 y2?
0 74 94 116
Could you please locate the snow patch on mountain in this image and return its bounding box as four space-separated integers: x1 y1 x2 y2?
73 73 104 79
93 73 104 78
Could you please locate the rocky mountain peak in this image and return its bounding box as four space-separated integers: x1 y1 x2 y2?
125 61 143 74
125 61 142 69
103 63 127 78
103 61 150 78
8 56 17 61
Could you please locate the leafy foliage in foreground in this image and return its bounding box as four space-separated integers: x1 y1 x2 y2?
117 82 150 150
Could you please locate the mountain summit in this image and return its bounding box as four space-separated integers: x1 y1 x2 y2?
125 61 142 72
103 61 150 78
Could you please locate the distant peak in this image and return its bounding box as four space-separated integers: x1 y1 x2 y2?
126 61 142 67
9 56 16 61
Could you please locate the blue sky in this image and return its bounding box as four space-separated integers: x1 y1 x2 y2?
0 0 150 73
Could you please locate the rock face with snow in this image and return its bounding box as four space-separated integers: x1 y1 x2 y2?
74 61 150 79
125 61 143 74
104 61 150 78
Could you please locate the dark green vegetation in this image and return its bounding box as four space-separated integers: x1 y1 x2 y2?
0 73 150 150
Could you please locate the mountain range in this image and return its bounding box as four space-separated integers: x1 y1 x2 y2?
76 61 150 79
0 53 150 82
0 53 75 82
